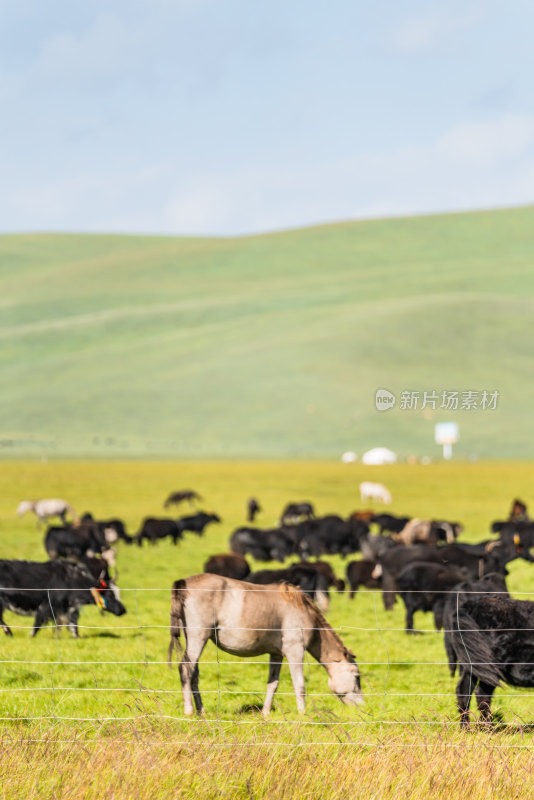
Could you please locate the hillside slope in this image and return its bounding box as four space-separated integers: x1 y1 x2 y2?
1 206 534 458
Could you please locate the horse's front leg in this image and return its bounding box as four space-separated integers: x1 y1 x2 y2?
179 636 207 716
263 655 283 717
285 645 306 713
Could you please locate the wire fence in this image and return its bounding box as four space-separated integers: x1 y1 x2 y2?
1 585 534 746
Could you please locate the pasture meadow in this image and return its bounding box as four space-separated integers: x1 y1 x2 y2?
3 208 534 461
1 459 534 798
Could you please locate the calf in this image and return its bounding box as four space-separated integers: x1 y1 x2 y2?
204 553 250 580
396 562 470 633
136 517 183 546
0 559 126 637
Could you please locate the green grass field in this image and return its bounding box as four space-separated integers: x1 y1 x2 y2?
1 459 534 798
2 205 534 459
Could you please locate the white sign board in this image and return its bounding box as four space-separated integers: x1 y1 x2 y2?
434 422 459 445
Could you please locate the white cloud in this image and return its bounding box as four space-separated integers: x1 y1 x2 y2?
158 113 534 235
389 6 482 55
436 116 534 165
2 109 534 236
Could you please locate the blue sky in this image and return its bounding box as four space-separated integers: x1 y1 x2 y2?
2 0 534 235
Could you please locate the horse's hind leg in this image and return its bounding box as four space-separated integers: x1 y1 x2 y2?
285 645 306 713
180 636 208 716
263 655 283 717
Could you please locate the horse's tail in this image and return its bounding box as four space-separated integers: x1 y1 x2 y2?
168 579 187 667
450 607 502 686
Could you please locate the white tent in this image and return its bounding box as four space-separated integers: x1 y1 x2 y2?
361 447 397 465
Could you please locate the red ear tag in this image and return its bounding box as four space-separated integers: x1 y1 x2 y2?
91 588 105 610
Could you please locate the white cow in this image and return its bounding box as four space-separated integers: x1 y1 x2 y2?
17 498 78 525
359 482 392 505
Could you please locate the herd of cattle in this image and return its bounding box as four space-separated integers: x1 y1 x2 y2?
8 496 222 639
8 492 534 726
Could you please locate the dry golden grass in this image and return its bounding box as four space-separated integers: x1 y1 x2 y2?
2 722 534 800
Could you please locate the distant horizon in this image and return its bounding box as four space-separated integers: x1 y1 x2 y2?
2 200 533 241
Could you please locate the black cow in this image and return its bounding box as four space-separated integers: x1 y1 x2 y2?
0 560 126 637
246 564 330 610
294 560 345 591
442 573 509 676
163 490 203 509
247 497 262 523
360 534 398 561
176 511 221 536
494 521 534 560
280 502 315 525
77 555 115 583
346 560 381 598
204 553 251 580
136 517 183 546
448 594 534 727
81 513 133 544
396 561 471 633
431 520 463 543
44 522 111 560
371 513 411 535
297 515 368 559
229 526 295 562
376 542 517 611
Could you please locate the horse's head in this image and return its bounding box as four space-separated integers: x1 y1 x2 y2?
327 649 364 706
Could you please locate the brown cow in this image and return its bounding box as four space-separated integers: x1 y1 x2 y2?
203 553 250 580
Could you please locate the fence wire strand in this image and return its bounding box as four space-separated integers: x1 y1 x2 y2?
0 582 533 746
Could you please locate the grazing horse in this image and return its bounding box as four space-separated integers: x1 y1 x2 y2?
17 499 77 525
168 574 363 716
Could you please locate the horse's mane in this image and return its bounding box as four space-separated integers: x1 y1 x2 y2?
277 583 355 658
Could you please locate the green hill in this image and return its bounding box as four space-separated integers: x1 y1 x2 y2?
1 206 534 459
